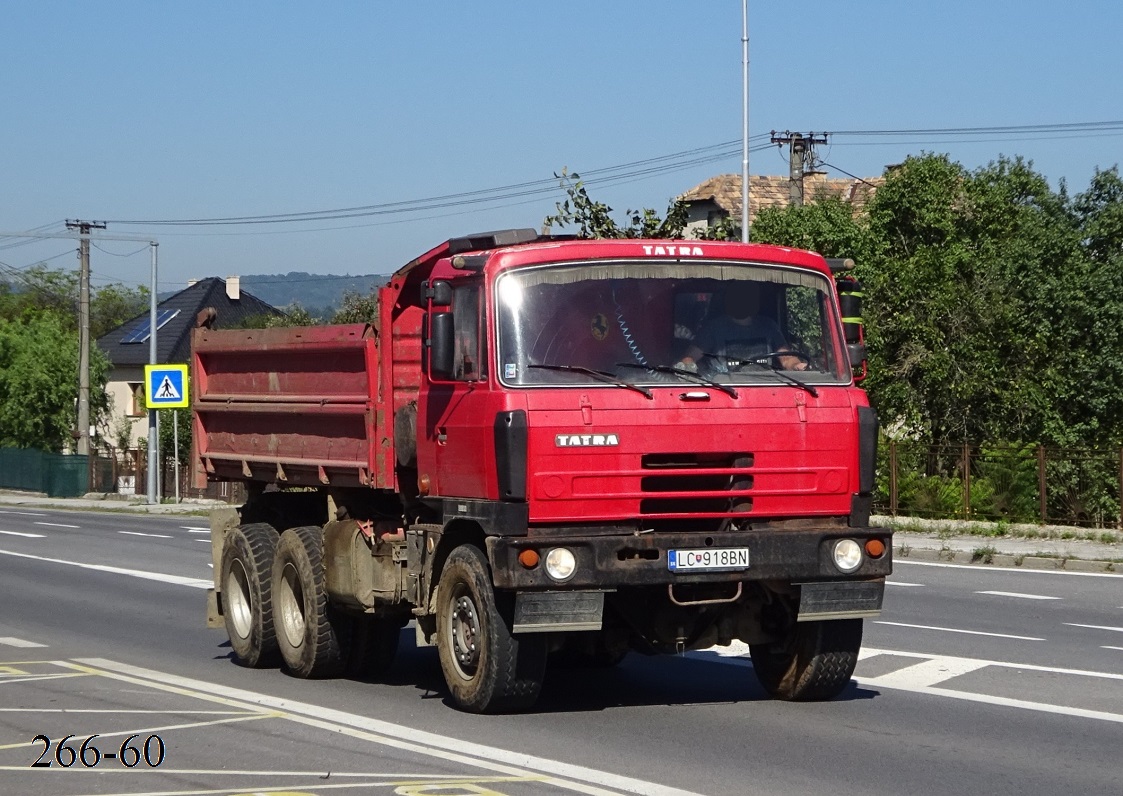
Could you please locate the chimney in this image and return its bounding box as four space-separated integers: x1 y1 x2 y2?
226 276 240 301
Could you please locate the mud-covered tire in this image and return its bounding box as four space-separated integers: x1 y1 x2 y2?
749 618 863 700
437 545 546 713
220 522 279 668
272 526 345 679
340 615 404 680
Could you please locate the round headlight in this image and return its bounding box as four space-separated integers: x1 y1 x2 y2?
832 538 863 573
544 547 577 581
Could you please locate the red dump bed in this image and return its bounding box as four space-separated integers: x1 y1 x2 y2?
191 323 392 490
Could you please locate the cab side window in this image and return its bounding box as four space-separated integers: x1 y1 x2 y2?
451 284 486 381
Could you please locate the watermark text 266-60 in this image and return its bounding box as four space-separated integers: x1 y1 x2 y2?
31 734 165 768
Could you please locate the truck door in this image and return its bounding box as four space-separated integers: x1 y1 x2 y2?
423 280 492 498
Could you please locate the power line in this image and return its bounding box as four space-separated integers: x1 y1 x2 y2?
103 138 771 227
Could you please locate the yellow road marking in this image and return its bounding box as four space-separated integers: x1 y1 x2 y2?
0 711 281 751
0 672 90 686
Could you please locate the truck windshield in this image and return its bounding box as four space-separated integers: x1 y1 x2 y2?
495 261 849 388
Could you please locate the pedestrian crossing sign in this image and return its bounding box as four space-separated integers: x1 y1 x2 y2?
144 364 189 409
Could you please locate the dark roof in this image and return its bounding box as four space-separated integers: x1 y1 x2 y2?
97 277 281 367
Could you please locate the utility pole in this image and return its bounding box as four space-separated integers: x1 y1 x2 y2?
65 219 106 457
770 131 829 207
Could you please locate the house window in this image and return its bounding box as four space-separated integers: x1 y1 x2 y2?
128 383 146 417
707 209 729 227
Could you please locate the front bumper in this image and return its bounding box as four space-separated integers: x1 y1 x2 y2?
487 527 892 590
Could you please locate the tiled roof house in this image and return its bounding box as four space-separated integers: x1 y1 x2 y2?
680 173 883 237
96 276 281 450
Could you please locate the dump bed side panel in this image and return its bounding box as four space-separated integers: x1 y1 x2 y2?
191 323 388 490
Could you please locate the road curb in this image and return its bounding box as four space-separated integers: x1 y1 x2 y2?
895 545 1118 573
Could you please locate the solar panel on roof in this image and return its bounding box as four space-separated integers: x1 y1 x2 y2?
119 309 181 344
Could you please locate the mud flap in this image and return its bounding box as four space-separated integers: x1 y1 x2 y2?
513 591 605 633
796 580 883 622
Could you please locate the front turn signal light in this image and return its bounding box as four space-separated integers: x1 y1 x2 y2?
865 538 887 558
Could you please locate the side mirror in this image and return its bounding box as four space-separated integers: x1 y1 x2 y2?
848 342 868 382
422 280 453 306
428 311 455 379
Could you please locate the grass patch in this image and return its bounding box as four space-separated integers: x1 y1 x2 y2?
971 545 998 565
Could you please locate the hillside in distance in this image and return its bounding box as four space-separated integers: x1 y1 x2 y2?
239 272 389 316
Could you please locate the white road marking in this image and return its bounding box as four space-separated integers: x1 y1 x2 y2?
863 647 1123 681
0 548 211 589
119 530 173 538
1065 623 1123 633
195 538 212 543
0 530 45 538
33 521 79 529
874 620 1044 641
0 708 255 714
896 559 1123 578
1104 646 1123 652
0 510 47 516
70 658 704 796
976 590 1060 600
697 643 1123 723
0 637 46 648
699 643 1123 682
866 656 989 689
886 580 925 587
182 526 209 532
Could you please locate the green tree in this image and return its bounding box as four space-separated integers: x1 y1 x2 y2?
236 304 319 328
0 312 109 450
91 283 150 339
331 290 380 324
544 169 689 239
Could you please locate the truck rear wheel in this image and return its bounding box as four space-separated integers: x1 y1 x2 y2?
749 618 863 700
272 526 345 679
220 522 279 668
437 545 546 713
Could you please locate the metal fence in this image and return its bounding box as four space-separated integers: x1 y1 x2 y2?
875 440 1123 528
0 447 89 498
0 446 242 504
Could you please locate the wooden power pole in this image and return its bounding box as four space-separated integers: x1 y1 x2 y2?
65 219 106 457
770 131 829 207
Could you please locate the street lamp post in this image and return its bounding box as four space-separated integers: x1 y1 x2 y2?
741 0 750 242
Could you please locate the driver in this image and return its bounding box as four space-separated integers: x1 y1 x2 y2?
677 281 808 372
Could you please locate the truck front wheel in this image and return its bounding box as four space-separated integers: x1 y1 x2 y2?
749 618 863 700
272 526 345 679
436 545 546 713
220 522 279 668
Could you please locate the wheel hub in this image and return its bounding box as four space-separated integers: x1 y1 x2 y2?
225 560 252 639
449 593 481 677
277 562 306 647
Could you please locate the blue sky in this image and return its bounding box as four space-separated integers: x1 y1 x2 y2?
2 1 1121 292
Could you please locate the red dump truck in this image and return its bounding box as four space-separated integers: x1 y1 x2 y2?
196 229 888 713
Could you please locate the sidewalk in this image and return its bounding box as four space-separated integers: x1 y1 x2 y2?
0 490 227 515
878 515 1123 573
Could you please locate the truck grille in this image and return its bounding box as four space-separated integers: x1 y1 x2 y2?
639 452 754 521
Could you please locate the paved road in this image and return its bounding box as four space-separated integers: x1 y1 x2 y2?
1 507 1121 796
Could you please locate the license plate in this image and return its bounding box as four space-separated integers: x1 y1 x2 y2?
668 547 750 572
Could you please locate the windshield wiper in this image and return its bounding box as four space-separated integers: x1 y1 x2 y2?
706 353 819 397
615 363 738 399
529 364 653 398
